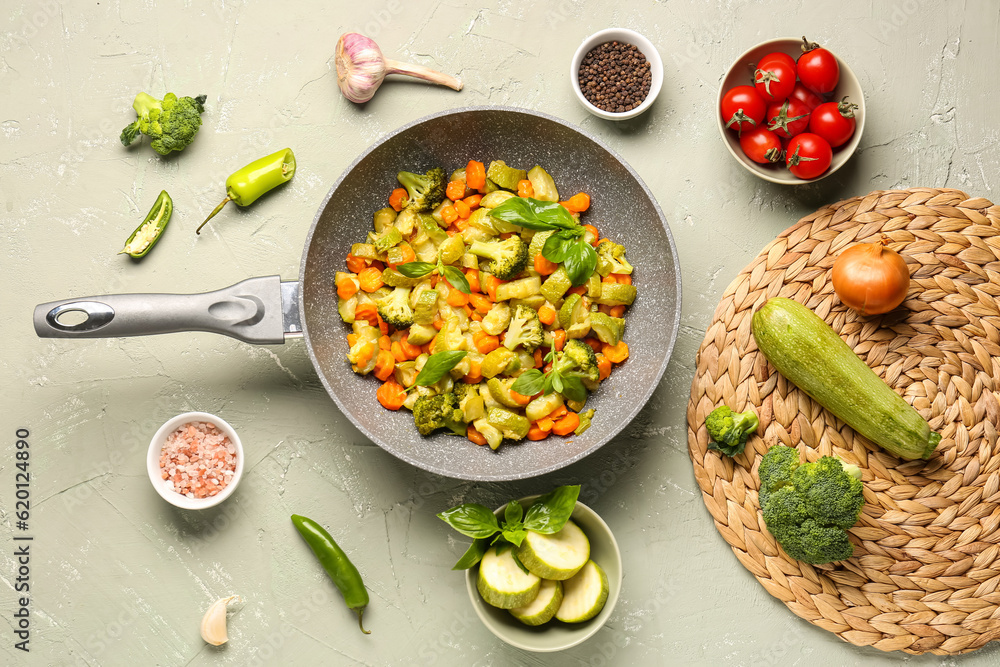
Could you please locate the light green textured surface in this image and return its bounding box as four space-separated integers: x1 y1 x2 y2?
2 0 999 665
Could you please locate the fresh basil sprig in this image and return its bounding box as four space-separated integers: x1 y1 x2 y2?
510 342 588 403
414 350 468 386
395 260 471 295
397 261 436 278
488 197 596 286
437 485 582 569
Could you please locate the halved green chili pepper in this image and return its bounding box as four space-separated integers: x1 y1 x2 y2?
291 514 371 634
119 190 172 258
196 147 296 234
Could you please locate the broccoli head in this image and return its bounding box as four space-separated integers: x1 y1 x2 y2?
705 405 759 457
551 338 599 383
503 304 543 353
758 445 864 565
595 240 633 278
397 168 446 213
376 287 414 329
120 92 207 155
468 236 528 281
412 393 466 437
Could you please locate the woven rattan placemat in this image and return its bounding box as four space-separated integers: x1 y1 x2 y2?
687 188 1000 655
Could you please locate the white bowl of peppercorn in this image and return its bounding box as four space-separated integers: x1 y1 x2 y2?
571 28 663 121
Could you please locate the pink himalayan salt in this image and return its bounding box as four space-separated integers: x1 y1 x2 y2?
159 421 237 499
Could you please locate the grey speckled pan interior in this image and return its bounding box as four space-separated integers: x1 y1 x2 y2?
301 107 682 481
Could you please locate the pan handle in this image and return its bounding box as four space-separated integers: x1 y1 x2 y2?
33 276 290 345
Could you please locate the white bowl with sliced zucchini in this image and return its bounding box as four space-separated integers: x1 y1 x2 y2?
447 488 622 652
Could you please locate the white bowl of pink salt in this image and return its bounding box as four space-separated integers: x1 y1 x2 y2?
147 412 244 510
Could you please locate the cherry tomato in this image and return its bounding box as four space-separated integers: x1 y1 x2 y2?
739 127 783 164
757 51 796 72
797 38 839 94
766 98 811 139
789 83 825 111
754 59 796 104
720 85 766 133
785 133 832 179
809 97 858 147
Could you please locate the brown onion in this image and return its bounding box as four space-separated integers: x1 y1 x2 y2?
831 236 910 315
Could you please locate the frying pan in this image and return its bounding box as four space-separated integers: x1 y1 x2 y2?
34 107 682 481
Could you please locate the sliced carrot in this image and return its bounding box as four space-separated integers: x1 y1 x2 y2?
609 305 626 318
510 389 532 406
482 274 502 302
358 267 384 293
377 314 389 336
388 188 408 212
473 331 500 354
388 244 416 269
432 316 444 331
463 194 482 210
373 349 396 381
582 224 600 245
466 424 488 446
563 192 590 213
602 274 617 284
355 303 379 327
598 304 612 315
441 205 459 225
370 260 385 271
583 337 603 353
552 329 566 351
466 160 486 190
446 179 466 202
377 378 407 410
446 224 460 236
378 335 392 351
454 199 471 219
536 417 555 432
537 304 557 326
462 358 482 384
533 348 544 368
567 285 587 296
355 342 375 370
463 304 473 318
517 179 534 198
346 253 367 273
534 253 558 276
336 276 358 300
527 425 549 441
468 293 492 315
552 411 580 436
346 333 359 347
547 405 568 421
465 269 481 293
596 353 612 381
390 340 407 363
603 341 630 363
471 311 483 322
400 334 422 360
446 289 469 307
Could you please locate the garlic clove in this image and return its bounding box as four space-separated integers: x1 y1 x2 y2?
200 595 240 646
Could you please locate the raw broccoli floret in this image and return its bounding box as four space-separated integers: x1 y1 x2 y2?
758 445 864 565
397 168 446 213
468 236 529 281
376 287 414 329
551 339 599 383
503 304 543 352
595 240 633 277
412 393 466 437
705 405 759 457
120 92 207 155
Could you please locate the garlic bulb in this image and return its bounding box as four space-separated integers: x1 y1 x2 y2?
335 33 463 103
200 595 240 646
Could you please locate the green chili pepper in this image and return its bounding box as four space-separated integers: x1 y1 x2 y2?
291 514 371 634
119 190 173 258
196 147 296 234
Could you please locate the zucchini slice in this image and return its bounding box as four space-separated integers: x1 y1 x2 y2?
555 560 609 623
515 519 590 580
509 579 563 626
477 546 540 609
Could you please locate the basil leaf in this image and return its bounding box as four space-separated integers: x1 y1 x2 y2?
542 233 574 264
560 375 588 404
415 350 468 386
441 265 471 294
488 197 579 231
396 261 435 278
542 373 555 395
562 240 598 287
523 485 581 534
503 527 528 548
551 372 564 394
437 503 500 539
511 369 545 397
452 538 489 570
505 500 523 526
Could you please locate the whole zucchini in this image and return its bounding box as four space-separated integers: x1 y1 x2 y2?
751 297 940 460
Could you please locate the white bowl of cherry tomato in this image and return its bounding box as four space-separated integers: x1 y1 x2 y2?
717 36 865 184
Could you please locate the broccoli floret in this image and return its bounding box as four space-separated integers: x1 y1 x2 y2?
412 393 466 437
758 445 865 565
120 92 207 155
551 339 599 383
503 304 544 353
705 406 759 457
595 240 633 278
468 236 529 281
397 168 446 213
376 287 414 329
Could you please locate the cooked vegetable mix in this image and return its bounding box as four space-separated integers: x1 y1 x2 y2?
119 190 172 258
341 161 634 449
196 148 297 234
